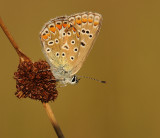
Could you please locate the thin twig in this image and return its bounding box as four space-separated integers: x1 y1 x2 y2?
0 16 30 62
0 16 64 138
43 103 64 138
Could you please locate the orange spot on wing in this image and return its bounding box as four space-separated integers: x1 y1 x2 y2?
76 32 80 38
49 27 56 33
94 22 99 26
73 21 76 25
68 24 71 28
76 18 81 25
56 24 62 30
82 18 87 23
88 18 93 23
41 33 50 40
63 23 68 28
72 27 76 32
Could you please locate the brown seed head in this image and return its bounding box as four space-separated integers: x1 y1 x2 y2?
0 17 58 103
14 60 58 103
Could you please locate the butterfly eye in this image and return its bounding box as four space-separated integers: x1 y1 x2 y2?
70 56 74 61
56 52 59 57
62 52 66 57
48 40 54 45
55 39 59 44
46 48 51 53
71 40 75 45
71 75 77 83
71 76 76 82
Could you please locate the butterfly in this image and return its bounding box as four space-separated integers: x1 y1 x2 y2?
40 12 102 86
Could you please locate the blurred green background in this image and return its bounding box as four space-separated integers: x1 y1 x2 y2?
0 0 160 138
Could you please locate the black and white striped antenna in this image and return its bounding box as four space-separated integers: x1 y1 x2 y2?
77 75 106 84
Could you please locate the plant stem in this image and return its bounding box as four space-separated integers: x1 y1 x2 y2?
0 16 30 62
0 16 64 138
43 103 65 138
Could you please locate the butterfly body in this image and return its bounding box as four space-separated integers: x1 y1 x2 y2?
40 12 102 85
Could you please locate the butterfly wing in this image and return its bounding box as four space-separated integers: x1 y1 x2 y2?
40 12 102 81
40 17 81 79
68 12 103 75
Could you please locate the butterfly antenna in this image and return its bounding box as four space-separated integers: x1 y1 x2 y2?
77 75 106 84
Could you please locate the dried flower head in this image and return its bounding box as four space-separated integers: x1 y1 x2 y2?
0 16 58 103
0 17 64 138
14 60 58 103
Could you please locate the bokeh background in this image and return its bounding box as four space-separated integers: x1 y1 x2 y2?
0 0 160 138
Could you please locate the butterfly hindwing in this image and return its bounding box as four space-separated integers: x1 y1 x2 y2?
68 12 103 75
